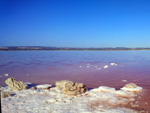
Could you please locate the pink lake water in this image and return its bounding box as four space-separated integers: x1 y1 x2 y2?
0 50 150 111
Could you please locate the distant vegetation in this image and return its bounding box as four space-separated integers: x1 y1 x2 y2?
0 46 150 51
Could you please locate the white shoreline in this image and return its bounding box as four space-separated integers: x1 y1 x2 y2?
1 82 143 113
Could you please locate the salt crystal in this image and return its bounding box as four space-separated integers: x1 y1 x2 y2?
47 99 56 103
104 65 108 68
110 63 117 66
5 74 9 76
122 80 127 82
24 82 32 85
98 86 116 92
36 84 52 89
121 84 143 93
110 63 115 65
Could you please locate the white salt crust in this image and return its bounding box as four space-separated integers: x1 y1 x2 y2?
1 84 142 113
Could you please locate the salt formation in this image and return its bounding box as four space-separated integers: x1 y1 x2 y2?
104 65 108 68
55 80 87 95
87 63 90 65
124 83 137 88
5 74 9 76
86 66 90 68
5 77 28 91
91 86 116 93
122 80 127 82
36 84 52 89
1 91 12 98
121 83 143 93
110 63 115 65
1 78 145 113
110 63 117 66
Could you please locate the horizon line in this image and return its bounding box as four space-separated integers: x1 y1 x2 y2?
0 46 150 49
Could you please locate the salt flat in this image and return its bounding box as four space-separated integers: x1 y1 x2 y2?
1 83 144 113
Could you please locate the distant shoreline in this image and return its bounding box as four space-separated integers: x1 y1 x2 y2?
0 46 150 51
1 50 150 51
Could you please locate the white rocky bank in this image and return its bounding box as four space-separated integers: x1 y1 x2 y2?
1 78 143 113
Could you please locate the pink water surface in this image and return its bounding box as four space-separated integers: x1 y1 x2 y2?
0 51 150 111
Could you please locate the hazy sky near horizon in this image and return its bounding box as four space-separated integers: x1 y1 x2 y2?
0 0 150 47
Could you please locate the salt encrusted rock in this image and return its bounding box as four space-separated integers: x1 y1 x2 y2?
121 83 142 93
1 91 12 98
5 77 28 91
56 80 74 90
124 83 137 88
36 84 52 89
55 80 87 95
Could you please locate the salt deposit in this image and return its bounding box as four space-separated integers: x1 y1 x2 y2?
1 91 12 98
24 82 33 86
87 63 91 65
87 66 90 68
121 85 143 93
110 63 117 66
36 84 52 89
122 80 127 82
120 83 143 93
4 74 9 76
110 63 115 65
104 65 108 68
98 86 116 92
1 80 144 113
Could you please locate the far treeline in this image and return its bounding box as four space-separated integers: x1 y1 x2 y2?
0 46 150 51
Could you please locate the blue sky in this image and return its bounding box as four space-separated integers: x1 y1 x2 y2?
0 0 150 47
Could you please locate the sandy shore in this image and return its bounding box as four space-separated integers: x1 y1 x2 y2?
1 81 149 113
